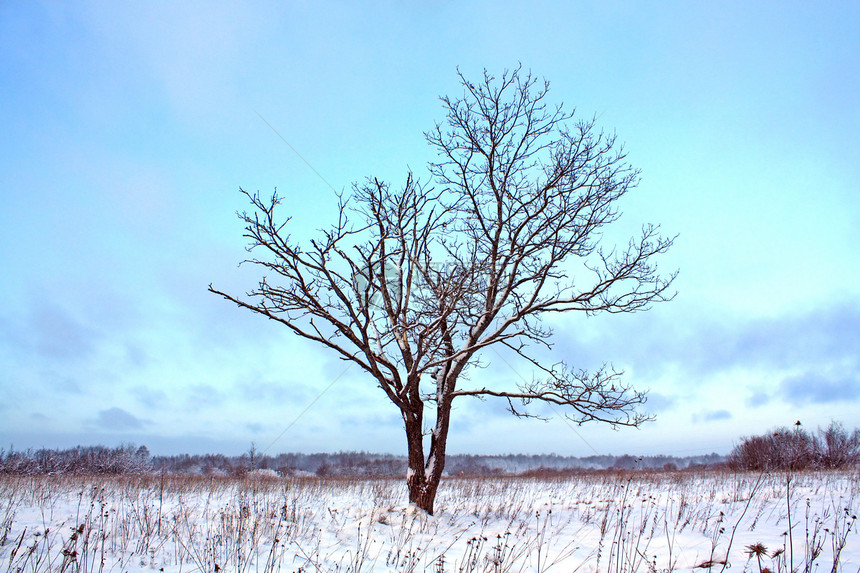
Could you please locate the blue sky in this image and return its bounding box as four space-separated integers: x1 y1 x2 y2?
1 1 858 457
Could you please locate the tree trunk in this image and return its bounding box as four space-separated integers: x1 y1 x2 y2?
405 401 452 515
408 477 439 514
404 413 433 513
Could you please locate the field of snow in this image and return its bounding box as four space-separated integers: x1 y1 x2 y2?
1 471 857 572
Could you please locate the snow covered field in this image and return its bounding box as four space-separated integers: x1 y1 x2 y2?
1 471 857 572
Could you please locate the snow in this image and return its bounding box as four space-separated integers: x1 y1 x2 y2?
1 471 857 572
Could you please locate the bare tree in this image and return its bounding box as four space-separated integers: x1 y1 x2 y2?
817 421 860 469
210 67 676 514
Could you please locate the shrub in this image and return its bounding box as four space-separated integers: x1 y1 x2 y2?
728 421 860 471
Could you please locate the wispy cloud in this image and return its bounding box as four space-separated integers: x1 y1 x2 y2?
554 300 860 400
185 384 224 408
644 392 678 413
132 386 169 409
779 372 860 405
95 407 148 431
695 409 733 423
23 302 97 361
746 389 772 408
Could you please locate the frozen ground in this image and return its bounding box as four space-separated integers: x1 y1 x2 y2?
1 471 857 572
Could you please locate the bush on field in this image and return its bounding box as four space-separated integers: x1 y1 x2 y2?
728 421 860 471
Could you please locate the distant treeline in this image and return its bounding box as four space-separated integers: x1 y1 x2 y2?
0 444 724 477
0 444 152 476
4 423 856 478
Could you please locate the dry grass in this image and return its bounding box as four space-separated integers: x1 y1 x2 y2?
0 470 857 572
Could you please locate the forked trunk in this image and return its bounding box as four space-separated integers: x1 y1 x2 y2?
404 402 452 515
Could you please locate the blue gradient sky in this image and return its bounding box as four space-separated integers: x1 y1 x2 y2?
1 1 858 457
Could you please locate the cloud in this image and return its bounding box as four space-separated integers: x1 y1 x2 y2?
779 372 860 405
692 409 732 423
125 343 149 368
73 2 262 126
95 407 148 431
694 303 860 375
132 386 168 408
49 376 85 395
184 384 224 408
235 376 311 405
0 289 147 388
746 389 771 407
705 409 732 421
644 392 677 412
553 299 860 384
26 302 97 361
